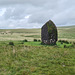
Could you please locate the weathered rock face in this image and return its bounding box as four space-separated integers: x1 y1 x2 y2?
41 20 58 45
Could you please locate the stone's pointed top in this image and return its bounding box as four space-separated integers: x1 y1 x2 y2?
48 20 55 24
42 20 56 29
47 20 53 22
47 20 56 28
49 20 52 22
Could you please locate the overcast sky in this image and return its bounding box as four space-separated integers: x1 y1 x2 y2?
0 0 75 29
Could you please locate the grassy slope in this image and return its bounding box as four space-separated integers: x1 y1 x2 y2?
0 25 75 41
58 26 75 40
0 29 41 41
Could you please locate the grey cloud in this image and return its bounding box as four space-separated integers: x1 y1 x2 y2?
52 7 75 25
3 6 27 20
0 0 75 29
28 0 75 26
28 10 53 24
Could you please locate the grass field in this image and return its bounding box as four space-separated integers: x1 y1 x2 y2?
0 26 75 75
0 25 75 41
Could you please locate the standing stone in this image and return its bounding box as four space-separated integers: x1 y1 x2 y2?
41 20 58 45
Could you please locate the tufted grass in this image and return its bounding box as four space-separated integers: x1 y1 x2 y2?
0 41 75 75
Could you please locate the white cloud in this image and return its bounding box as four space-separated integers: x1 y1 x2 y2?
0 8 6 16
24 15 31 19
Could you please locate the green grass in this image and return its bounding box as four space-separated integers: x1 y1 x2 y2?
0 26 75 75
56 42 72 48
25 35 41 38
0 41 75 75
58 26 75 40
24 41 41 46
23 41 73 48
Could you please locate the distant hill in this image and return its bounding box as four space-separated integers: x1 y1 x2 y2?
0 25 75 41
58 25 75 28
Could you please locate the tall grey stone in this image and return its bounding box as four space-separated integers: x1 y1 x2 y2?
41 20 58 45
